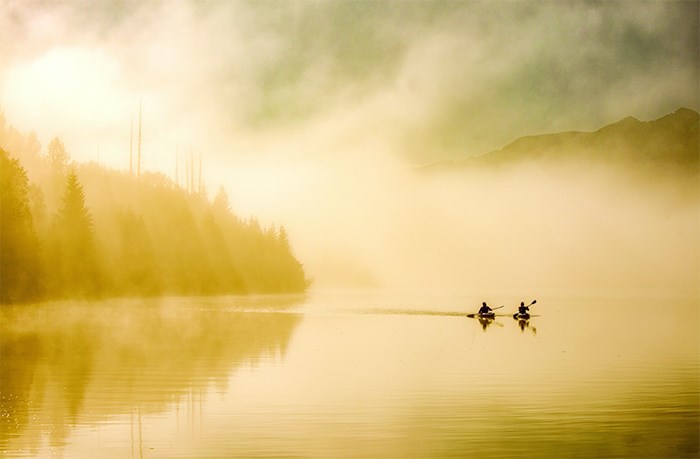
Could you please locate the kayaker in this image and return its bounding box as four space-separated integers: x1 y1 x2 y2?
517 301 530 315
478 302 493 315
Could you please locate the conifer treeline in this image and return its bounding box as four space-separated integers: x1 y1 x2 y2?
0 115 309 303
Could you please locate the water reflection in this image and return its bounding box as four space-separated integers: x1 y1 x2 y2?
1 293 697 458
477 316 494 331
475 316 506 332
515 317 537 335
0 296 303 455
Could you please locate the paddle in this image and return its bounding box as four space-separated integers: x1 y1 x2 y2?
513 300 537 319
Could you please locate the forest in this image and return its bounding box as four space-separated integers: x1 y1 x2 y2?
0 114 309 304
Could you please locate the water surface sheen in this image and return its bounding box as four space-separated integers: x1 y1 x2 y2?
1 292 698 458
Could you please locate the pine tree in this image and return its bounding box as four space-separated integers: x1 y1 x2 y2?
275 226 308 292
213 186 232 215
47 170 101 298
46 137 71 211
47 137 69 174
0 149 42 303
115 209 161 296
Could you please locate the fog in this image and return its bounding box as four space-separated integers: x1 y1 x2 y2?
253 158 699 295
1 1 698 296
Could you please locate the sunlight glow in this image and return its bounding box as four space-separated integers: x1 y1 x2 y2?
2 46 130 163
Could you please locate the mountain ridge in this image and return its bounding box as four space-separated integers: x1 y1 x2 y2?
426 108 699 173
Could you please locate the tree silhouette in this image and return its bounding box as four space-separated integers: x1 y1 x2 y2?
46 170 101 298
1 117 310 302
47 137 69 174
0 112 42 176
271 226 308 292
45 137 71 211
0 149 42 302
213 186 232 215
114 209 161 296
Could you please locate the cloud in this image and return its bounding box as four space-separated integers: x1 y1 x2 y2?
1 1 697 292
2 1 697 164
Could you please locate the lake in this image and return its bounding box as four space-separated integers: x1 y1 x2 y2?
1 290 698 458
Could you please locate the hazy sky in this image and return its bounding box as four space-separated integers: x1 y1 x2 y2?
2 1 698 291
1 0 697 167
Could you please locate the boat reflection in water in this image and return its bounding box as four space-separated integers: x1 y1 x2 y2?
1 293 697 459
516 317 537 335
473 315 526 333
477 316 494 331
476 316 507 332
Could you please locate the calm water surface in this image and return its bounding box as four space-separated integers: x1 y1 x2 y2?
1 291 698 458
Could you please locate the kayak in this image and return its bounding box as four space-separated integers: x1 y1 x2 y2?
513 313 530 320
467 312 496 319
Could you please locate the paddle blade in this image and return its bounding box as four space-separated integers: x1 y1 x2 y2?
530 299 537 306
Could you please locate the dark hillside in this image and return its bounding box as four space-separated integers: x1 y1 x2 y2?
0 117 309 303
476 108 699 173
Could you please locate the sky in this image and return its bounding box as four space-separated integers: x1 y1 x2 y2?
1 1 697 165
1 0 698 291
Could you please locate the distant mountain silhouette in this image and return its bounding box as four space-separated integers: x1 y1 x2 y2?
431 108 699 173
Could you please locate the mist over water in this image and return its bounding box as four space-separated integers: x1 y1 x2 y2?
3 1 697 295
1 294 698 458
251 158 698 296
1 1 698 458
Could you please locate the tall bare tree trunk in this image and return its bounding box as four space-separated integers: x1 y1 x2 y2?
137 99 142 177
129 115 133 176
